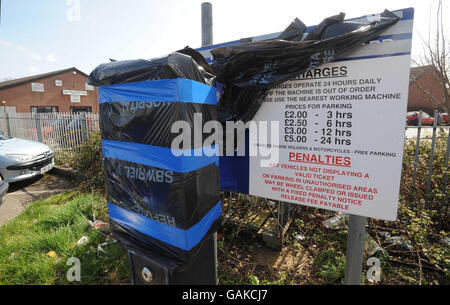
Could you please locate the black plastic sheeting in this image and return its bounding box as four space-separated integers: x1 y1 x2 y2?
104 158 220 230
211 9 399 122
110 218 220 264
88 9 399 123
276 17 306 41
99 102 217 148
88 9 400 263
90 49 221 263
88 48 214 86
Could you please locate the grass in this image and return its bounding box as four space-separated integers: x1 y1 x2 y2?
1 187 447 285
0 191 129 285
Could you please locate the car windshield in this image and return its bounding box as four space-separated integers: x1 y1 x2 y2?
0 132 11 140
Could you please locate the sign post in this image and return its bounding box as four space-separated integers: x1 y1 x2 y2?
201 2 218 284
200 7 414 284
344 215 366 284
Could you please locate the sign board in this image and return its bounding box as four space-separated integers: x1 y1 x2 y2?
199 8 413 221
63 89 87 96
85 83 95 91
31 82 44 92
70 95 81 103
55 80 63 86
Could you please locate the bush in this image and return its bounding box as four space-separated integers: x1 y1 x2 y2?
67 133 105 193
401 129 449 210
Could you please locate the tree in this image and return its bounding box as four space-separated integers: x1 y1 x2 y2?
412 0 449 114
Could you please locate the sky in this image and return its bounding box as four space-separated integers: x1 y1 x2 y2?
0 0 448 80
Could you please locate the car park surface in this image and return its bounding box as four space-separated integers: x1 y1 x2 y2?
0 172 74 226
0 181 8 206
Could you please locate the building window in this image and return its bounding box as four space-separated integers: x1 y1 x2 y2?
55 80 63 86
70 106 92 113
31 106 59 113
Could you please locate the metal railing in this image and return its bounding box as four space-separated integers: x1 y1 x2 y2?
1 110 448 241
1 110 448 208
0 112 100 159
405 110 449 212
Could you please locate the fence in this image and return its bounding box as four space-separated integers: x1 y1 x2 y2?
0 111 100 159
0 111 448 193
0 110 448 242
0 111 447 189
404 110 449 219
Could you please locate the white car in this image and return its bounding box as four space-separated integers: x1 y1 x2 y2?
0 132 55 183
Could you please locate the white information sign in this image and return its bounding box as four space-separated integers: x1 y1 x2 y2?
249 55 410 221
246 10 413 221
85 83 95 91
70 95 81 103
31 82 44 92
63 90 87 96
198 7 414 221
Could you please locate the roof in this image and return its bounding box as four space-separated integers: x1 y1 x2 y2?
0 67 88 90
409 65 436 84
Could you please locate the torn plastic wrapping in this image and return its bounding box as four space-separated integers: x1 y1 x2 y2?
110 215 221 263
88 48 215 87
211 9 400 122
90 52 221 263
276 17 306 41
303 12 345 41
103 158 220 230
99 101 217 147
87 9 400 263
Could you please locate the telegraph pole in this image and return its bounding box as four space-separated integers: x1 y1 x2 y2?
201 2 213 47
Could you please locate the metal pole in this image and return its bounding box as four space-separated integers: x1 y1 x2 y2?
35 114 43 143
441 129 450 209
201 1 218 285
201 2 213 47
425 110 438 208
412 111 423 189
5 112 11 137
80 112 88 143
438 129 450 230
344 215 366 285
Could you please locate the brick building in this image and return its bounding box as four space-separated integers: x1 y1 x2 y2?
2 65 447 116
0 67 98 113
408 65 448 114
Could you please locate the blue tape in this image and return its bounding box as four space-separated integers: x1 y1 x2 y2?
107 201 221 251
102 140 219 173
99 78 217 105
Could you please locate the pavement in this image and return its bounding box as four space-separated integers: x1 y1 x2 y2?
0 170 75 226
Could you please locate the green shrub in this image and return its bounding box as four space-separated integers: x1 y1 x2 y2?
314 249 346 284
401 129 449 210
67 133 105 193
